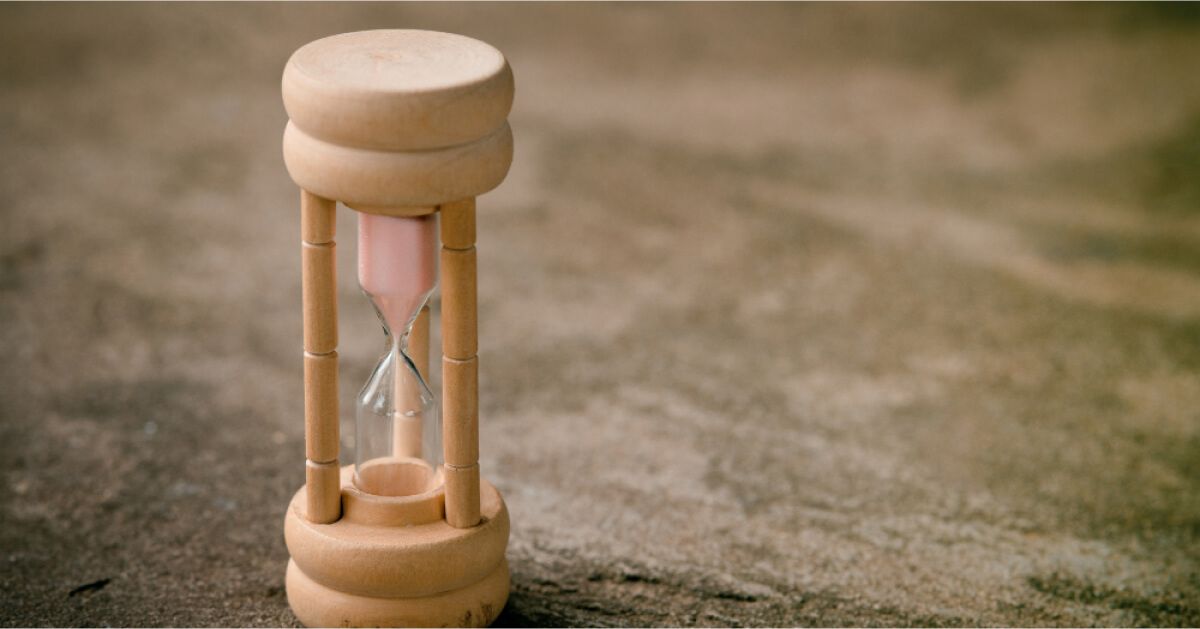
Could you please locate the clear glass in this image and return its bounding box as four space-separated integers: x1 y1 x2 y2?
355 212 442 496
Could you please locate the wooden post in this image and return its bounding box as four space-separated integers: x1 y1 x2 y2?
301 190 341 524
440 198 481 528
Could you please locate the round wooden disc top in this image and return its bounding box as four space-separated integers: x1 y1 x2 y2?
283 30 514 151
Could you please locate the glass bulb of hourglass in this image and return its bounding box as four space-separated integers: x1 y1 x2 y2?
355 212 442 497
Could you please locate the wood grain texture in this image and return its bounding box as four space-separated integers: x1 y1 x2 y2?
283 30 514 152
283 121 512 210
305 459 342 524
302 189 341 525
443 463 482 529
301 190 336 244
439 199 476 250
304 351 339 463
442 356 479 467
286 557 509 628
440 201 480 528
289 467 509 599
440 247 478 361
301 241 337 354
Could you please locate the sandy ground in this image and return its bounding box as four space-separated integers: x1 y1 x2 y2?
2 3 1200 627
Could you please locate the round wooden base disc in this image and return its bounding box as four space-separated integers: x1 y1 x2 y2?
286 558 509 628
283 468 510 627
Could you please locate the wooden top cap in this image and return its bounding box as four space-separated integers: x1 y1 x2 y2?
282 30 514 210
283 30 514 151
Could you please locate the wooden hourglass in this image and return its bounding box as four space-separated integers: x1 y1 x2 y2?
279 30 513 627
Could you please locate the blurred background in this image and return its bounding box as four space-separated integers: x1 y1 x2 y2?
2 3 1199 626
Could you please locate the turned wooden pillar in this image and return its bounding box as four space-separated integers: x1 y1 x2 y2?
301 190 341 524
441 198 481 528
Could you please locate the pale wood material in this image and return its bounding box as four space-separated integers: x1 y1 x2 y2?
344 204 438 218
301 190 341 525
287 558 509 628
439 199 476 250
284 121 513 210
305 459 342 524
440 200 481 528
355 456 437 498
288 554 508 629
301 189 336 244
443 463 482 529
440 248 478 360
286 471 509 599
283 30 514 151
443 356 479 467
304 351 339 463
342 462 446 527
302 242 338 354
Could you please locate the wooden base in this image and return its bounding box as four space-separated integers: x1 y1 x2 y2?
286 559 509 628
284 466 509 627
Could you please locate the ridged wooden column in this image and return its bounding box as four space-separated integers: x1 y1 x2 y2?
301 190 341 524
440 198 481 528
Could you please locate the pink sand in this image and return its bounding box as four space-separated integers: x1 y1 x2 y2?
357 213 437 335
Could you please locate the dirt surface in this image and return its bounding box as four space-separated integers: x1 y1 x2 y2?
2 3 1200 627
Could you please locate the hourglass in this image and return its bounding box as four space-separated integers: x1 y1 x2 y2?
279 30 513 627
